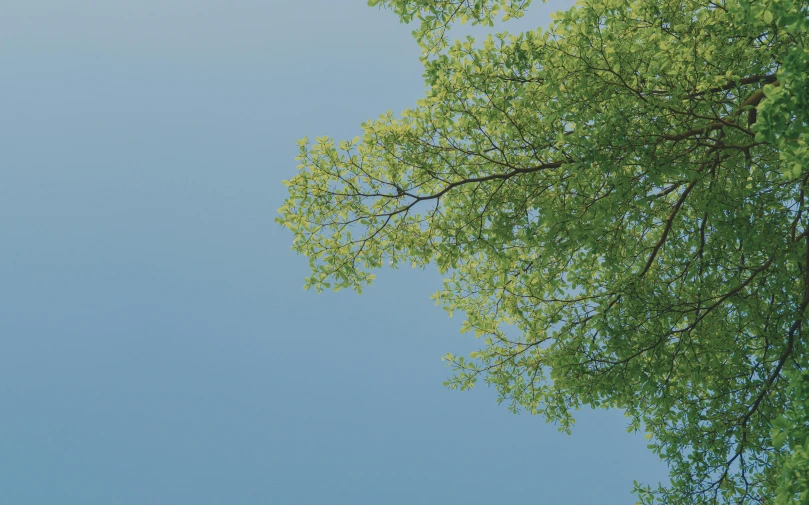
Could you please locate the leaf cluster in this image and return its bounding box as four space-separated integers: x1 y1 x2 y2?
278 0 809 502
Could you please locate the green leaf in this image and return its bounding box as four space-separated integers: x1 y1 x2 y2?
773 430 787 450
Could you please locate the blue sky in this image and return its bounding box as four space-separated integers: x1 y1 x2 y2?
0 1 669 503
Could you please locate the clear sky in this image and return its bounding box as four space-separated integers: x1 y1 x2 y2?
1 1 670 504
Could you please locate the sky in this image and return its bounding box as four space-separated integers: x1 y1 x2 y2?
0 1 670 504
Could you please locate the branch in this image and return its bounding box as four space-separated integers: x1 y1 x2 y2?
405 160 564 204
684 74 777 100
739 81 780 110
638 178 698 277
661 80 779 141
741 234 809 427
661 122 726 142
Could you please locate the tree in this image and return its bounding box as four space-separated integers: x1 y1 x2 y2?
277 0 809 502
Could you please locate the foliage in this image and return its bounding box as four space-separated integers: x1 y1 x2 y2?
771 369 809 505
278 0 809 502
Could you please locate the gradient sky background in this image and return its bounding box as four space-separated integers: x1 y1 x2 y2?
1 1 671 504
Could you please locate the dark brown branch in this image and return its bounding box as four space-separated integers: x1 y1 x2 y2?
741 232 809 427
404 160 564 203
638 179 698 277
739 81 780 110
661 80 779 141
661 122 726 141
684 74 777 99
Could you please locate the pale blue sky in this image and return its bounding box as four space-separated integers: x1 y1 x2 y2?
0 1 668 503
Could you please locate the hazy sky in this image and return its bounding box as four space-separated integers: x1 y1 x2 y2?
1 1 669 504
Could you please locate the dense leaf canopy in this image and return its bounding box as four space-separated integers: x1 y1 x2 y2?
278 0 809 502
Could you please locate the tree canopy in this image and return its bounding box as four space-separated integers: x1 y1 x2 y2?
278 0 809 502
